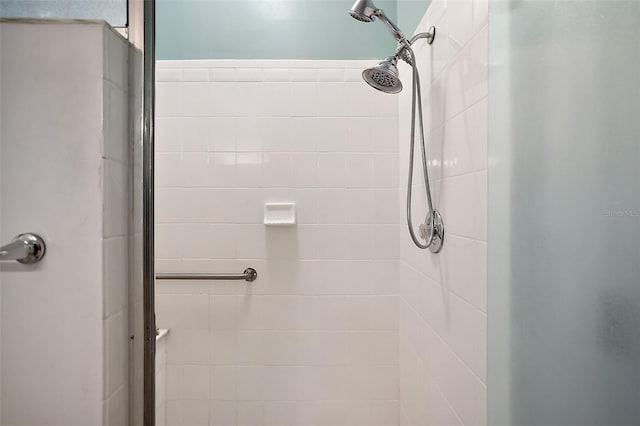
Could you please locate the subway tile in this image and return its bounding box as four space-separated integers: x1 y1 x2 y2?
445 26 488 119
346 153 374 188
166 400 210 426
289 83 318 117
289 68 317 82
263 401 295 426
318 153 347 188
234 225 266 259
316 82 346 117
235 152 263 188
156 68 182 82
207 117 239 152
344 68 364 82
210 366 238 400
317 189 349 224
289 117 319 152
210 401 237 426
210 295 241 330
183 69 209 82
237 366 297 401
104 384 128 426
155 152 181 188
236 68 262 82
473 0 489 33
345 82 398 117
316 117 346 152
166 365 183 400
438 171 487 240
262 153 292 188
442 98 487 176
210 331 239 365
156 118 182 152
156 82 183 117
208 153 238 188
448 293 487 382
441 235 487 312
183 365 210 399
238 295 295 330
181 329 212 365
263 68 290 82
294 296 350 331
235 117 264 152
291 153 319 188
104 83 129 162
181 117 214 152
262 117 293 152
317 68 344 82
209 68 236 82
237 401 265 426
156 293 209 330
237 331 298 365
374 189 401 224
104 310 128 397
373 153 399 189
103 159 128 237
103 236 128 318
448 0 474 53
178 152 207 187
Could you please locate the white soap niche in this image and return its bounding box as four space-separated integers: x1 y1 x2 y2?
263 203 296 226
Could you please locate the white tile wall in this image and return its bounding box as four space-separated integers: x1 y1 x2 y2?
398 1 488 425
0 22 131 426
102 26 131 426
155 60 400 426
156 331 169 426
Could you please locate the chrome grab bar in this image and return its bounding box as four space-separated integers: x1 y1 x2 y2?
0 233 46 264
156 268 257 282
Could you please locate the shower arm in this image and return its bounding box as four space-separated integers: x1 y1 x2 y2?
392 27 437 63
408 29 436 45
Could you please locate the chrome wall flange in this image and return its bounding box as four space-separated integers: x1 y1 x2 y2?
409 26 436 45
420 210 444 253
244 268 258 282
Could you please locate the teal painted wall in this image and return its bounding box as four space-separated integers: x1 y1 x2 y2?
0 0 431 60
156 0 398 60
398 0 431 36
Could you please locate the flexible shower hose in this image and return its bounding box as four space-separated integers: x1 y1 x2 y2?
404 45 437 250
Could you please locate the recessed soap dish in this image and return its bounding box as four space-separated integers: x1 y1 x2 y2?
264 203 296 226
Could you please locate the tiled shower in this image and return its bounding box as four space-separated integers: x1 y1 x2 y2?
2 0 636 424
154 0 488 424
155 60 402 425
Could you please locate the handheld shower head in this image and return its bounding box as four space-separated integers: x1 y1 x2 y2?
349 0 405 42
362 57 402 94
349 0 379 22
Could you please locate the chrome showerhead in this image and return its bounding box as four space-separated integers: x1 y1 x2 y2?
362 57 402 94
349 0 379 22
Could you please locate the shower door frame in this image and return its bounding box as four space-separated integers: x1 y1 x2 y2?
128 0 156 424
142 0 156 424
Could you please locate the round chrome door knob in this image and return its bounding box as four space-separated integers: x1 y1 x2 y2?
6 233 47 264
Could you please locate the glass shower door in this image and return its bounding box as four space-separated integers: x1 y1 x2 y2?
489 1 640 425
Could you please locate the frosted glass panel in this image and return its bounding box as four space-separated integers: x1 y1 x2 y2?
0 0 126 27
489 1 640 425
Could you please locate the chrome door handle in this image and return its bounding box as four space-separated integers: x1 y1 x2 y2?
0 233 46 264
